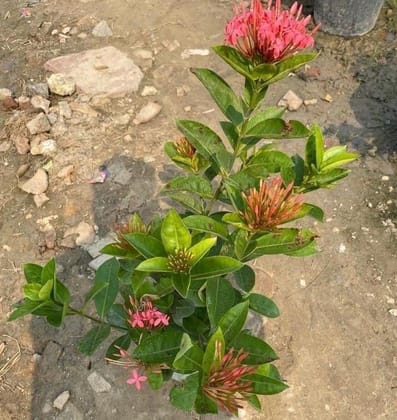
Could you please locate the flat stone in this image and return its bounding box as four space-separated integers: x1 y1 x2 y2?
87 371 111 393
64 222 95 246
19 168 48 194
31 95 50 113
33 192 50 208
92 20 113 37
278 90 303 111
30 138 57 156
53 390 70 410
133 102 162 125
44 47 143 97
83 235 114 258
27 83 49 98
26 113 51 135
141 85 158 96
0 88 12 100
47 73 76 96
13 135 30 155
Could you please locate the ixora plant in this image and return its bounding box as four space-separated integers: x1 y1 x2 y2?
10 1 357 416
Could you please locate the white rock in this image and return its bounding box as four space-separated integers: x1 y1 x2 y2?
31 95 51 113
31 139 57 156
64 222 95 246
33 193 50 208
338 243 346 253
87 371 111 393
132 49 153 60
133 102 162 125
141 85 158 97
62 26 71 34
0 88 12 100
47 73 76 96
19 169 48 195
181 48 210 59
278 90 303 111
26 113 51 135
92 20 113 37
303 98 318 106
381 175 390 181
389 309 397 317
53 390 70 410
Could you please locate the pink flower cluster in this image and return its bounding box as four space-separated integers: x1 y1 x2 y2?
128 298 170 330
225 0 319 63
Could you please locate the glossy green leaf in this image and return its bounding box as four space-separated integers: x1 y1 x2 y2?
212 45 253 79
45 308 64 327
189 237 217 266
248 293 280 318
94 258 120 318
124 233 166 258
100 243 133 258
284 240 318 257
23 263 43 284
191 256 243 280
167 192 205 214
78 324 111 355
38 279 53 300
183 215 229 240
218 301 249 343
195 391 219 414
53 280 70 306
243 229 317 261
133 330 183 364
176 120 233 172
246 394 262 410
41 258 56 286
292 153 305 186
192 68 243 125
206 277 236 329
251 62 277 81
220 120 239 149
173 334 204 373
242 372 288 394
172 298 196 326
246 106 285 132
106 303 128 330
172 273 191 298
148 372 164 390
222 212 248 230
163 175 214 199
295 203 324 222
84 281 108 304
202 327 224 374
303 168 350 191
170 372 200 411
305 124 324 171
321 147 358 171
269 53 319 84
23 283 42 301
105 334 132 361
234 230 251 261
232 333 278 364
161 209 191 254
136 257 171 273
233 264 256 293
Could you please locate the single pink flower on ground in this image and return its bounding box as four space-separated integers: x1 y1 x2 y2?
225 0 319 63
126 368 147 391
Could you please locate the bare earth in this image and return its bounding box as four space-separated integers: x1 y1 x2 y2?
0 1 396 419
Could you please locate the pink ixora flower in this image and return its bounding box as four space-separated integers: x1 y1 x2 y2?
127 297 170 330
127 368 147 391
225 0 320 63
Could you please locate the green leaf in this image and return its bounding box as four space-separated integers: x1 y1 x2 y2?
248 293 280 318
305 124 324 171
94 258 120 318
212 45 253 79
189 237 217 266
243 229 317 261
133 330 183 364
195 391 219 414
292 153 305 186
173 334 204 373
148 372 164 390
105 334 132 361
38 279 53 300
222 212 247 231
172 298 196 326
172 273 191 298
233 265 256 293
246 394 262 410
251 63 277 81
295 203 324 222
232 333 278 364
206 277 236 329
100 243 134 258
84 281 108 304
321 146 358 171
218 301 249 343
191 256 243 280
246 106 285 131
8 299 47 321
124 233 166 258
53 280 70 306
170 372 200 411
41 258 56 286
46 309 64 327
192 68 243 125
136 257 171 273
161 209 191 254
176 120 233 172
202 327 224 374
106 303 128 330
220 120 239 149
183 215 228 240
23 283 42 301
23 263 43 284
269 53 319 84
78 324 111 355
242 372 288 395
163 175 214 199
284 240 318 257
166 192 205 214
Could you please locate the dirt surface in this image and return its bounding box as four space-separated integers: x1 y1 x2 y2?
0 1 396 419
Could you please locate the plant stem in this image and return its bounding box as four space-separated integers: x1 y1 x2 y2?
69 307 129 331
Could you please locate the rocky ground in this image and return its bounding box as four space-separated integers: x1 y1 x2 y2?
0 0 396 419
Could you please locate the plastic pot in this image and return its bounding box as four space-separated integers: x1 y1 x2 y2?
313 0 384 36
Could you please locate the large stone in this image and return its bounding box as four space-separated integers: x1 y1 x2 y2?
87 371 111 393
47 73 76 96
53 390 70 411
26 113 51 135
13 135 30 155
44 47 143 97
92 20 113 37
31 95 50 113
19 168 48 194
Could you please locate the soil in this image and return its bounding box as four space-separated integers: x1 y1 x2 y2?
0 1 396 419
